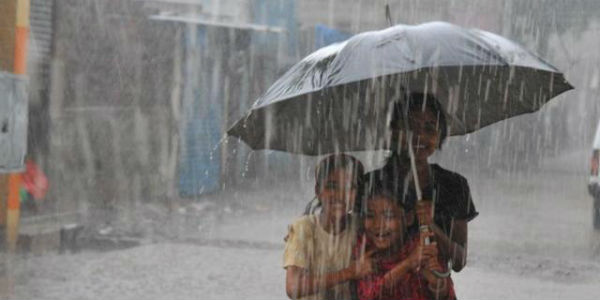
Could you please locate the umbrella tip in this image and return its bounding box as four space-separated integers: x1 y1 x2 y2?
385 4 393 27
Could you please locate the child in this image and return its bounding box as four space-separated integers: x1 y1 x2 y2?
355 186 455 300
283 154 373 300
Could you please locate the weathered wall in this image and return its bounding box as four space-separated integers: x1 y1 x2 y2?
27 0 55 171
46 0 180 224
296 0 503 34
43 0 299 226
35 0 600 226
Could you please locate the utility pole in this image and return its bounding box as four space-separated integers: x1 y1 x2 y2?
0 0 30 253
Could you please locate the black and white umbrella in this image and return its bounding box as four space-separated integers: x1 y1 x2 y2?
228 21 572 155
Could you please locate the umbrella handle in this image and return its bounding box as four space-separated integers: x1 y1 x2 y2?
403 94 451 278
431 262 452 278
407 132 423 201
420 225 452 278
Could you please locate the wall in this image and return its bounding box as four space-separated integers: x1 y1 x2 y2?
46 0 179 226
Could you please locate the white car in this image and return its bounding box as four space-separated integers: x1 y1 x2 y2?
588 120 600 230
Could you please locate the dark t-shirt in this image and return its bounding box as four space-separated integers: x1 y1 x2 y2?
363 155 478 236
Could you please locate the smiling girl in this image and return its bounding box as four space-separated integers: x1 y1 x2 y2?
283 154 373 300
365 92 478 273
355 186 455 300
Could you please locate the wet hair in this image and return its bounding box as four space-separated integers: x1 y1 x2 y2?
304 154 365 215
360 184 406 216
360 184 417 235
315 154 364 191
389 92 447 149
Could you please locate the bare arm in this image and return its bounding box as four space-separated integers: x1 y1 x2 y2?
417 202 468 272
285 266 355 299
421 242 450 299
431 219 467 272
285 250 375 299
382 233 436 290
421 269 451 299
381 259 414 290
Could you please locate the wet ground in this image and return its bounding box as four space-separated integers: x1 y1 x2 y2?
8 150 600 299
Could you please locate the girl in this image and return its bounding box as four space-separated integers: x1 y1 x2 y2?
283 154 373 300
356 186 455 300
365 91 478 272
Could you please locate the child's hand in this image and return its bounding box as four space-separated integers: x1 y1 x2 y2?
424 257 443 274
421 258 445 285
416 201 434 226
352 249 377 278
423 245 440 269
419 230 435 246
421 245 446 284
406 232 437 271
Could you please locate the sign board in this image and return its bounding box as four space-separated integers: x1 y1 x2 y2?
0 71 28 173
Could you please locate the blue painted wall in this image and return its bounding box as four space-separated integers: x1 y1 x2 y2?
178 27 222 197
314 24 352 49
177 1 305 196
252 0 298 57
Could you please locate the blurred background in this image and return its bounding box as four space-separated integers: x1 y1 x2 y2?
1 0 600 299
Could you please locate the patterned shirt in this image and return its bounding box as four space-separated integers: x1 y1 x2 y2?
354 235 456 300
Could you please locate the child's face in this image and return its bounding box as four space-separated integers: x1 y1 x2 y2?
317 167 358 219
408 109 440 159
364 195 409 250
389 108 440 158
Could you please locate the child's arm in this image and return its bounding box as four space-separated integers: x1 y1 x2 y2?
285 266 353 299
430 221 467 271
381 233 437 290
285 251 375 299
420 243 452 299
421 261 451 299
381 258 415 290
417 201 468 272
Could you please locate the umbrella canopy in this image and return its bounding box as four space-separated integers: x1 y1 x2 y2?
228 21 573 155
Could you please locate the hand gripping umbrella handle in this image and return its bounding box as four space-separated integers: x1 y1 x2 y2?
420 225 452 278
403 98 452 278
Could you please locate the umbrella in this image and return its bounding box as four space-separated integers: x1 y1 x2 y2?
227 21 573 155
228 21 573 279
